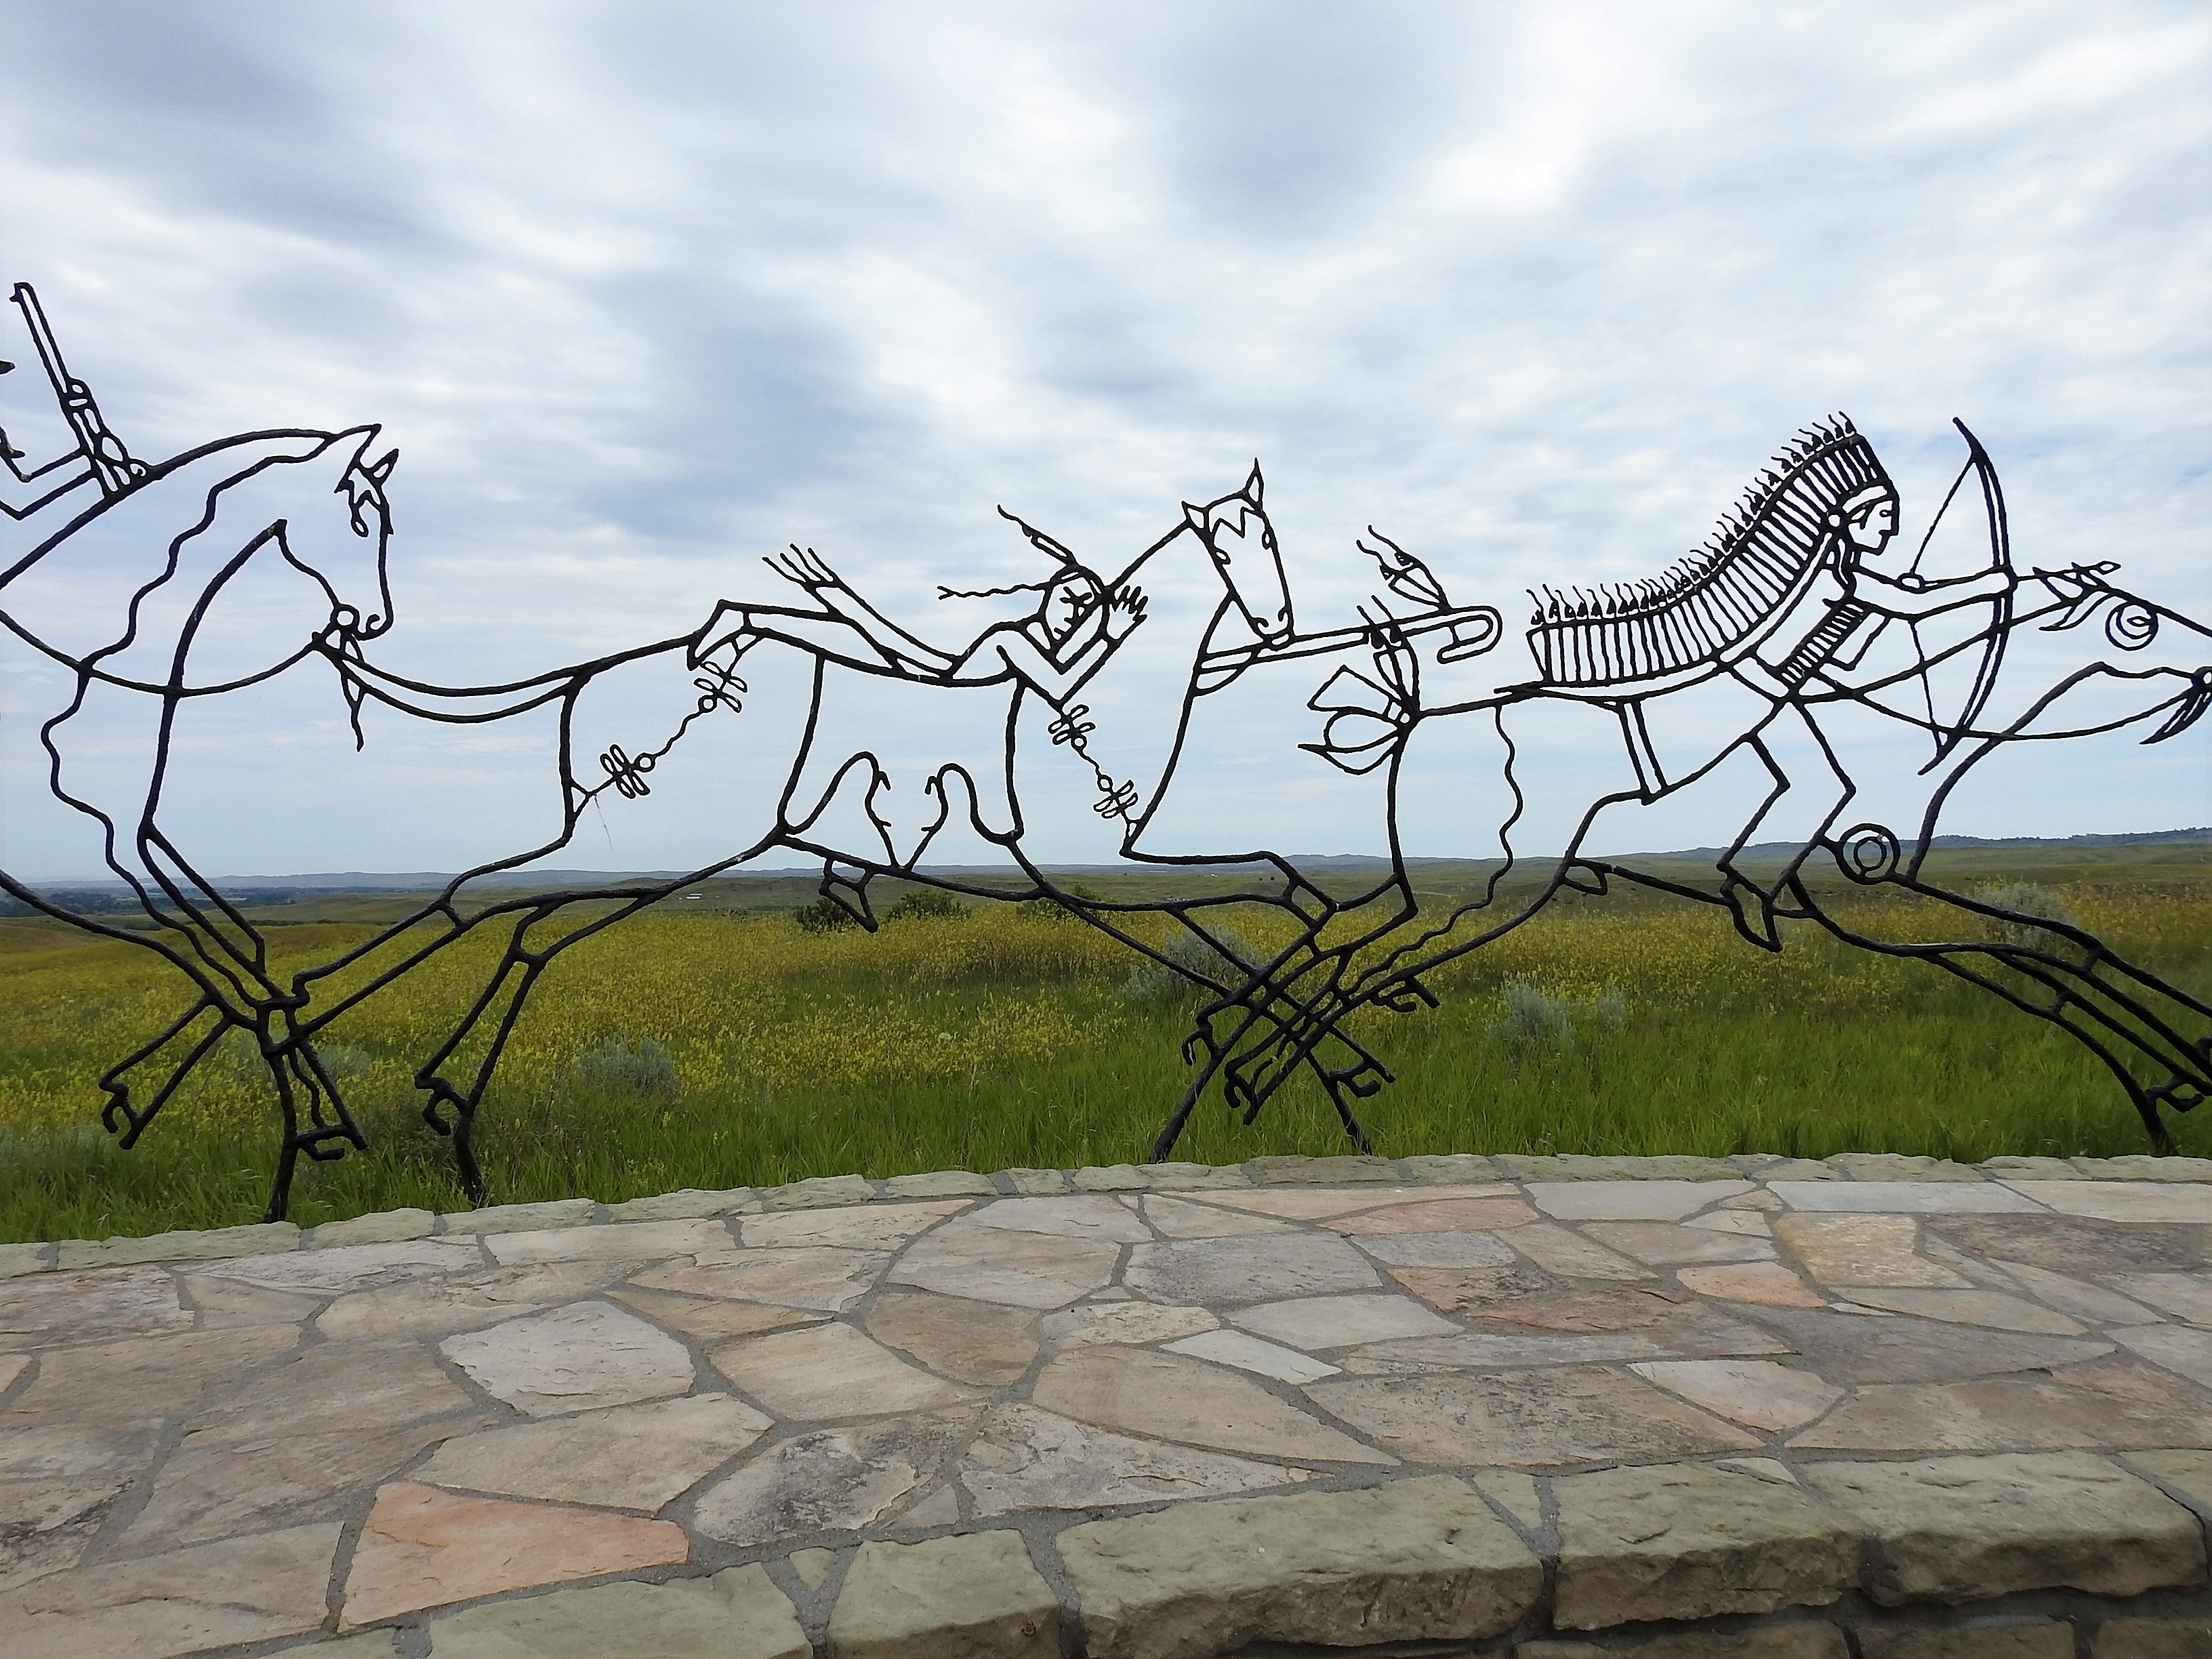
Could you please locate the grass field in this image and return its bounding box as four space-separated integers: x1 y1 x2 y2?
1 850 2205 1244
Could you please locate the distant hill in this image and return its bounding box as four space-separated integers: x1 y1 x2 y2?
20 827 2205 898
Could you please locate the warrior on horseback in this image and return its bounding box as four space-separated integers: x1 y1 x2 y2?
1518 415 2016 945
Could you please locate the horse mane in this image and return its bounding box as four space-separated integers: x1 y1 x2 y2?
1528 415 1890 685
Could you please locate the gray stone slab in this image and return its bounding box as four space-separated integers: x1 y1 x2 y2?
1135 1162 1252 1191
882 1170 998 1198
425 1564 808 1658
438 1199 598 1235
1246 1153 1398 1183
691 1408 982 1547
1740 1308 2113 1384
0 1243 52 1280
1801 1451 2205 1603
2072 1156 2212 1183
1398 1154 1503 1183
764 1174 877 1210
827 1530 1059 1658
960 1403 1310 1516
55 1222 300 1269
1830 1153 1988 1183
602 1187 757 1221
2089 1616 2212 1657
1124 1232 1380 1305
1058 1475 1542 1659
306 1208 437 1247
1521 1629 1848 1659
996 1168 1070 1195
1553 1462 1858 1627
1772 1183 2046 1214
440 1302 695 1414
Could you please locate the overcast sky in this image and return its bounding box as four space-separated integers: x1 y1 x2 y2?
2 1 2206 880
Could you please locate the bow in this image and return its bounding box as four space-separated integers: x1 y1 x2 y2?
1910 418 2014 772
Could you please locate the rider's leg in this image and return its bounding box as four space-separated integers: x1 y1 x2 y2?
1715 700 1854 949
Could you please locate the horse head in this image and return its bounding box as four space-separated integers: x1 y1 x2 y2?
1184 462 1292 646
298 425 397 649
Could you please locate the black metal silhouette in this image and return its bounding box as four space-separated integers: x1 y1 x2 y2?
3 285 2205 1220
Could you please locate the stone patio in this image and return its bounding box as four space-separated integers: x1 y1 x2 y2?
1 1151 2208 1657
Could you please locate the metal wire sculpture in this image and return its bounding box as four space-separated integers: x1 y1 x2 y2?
3 284 2206 1221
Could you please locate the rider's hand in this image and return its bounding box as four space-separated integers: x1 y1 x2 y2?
764 545 846 597
1105 586 1147 637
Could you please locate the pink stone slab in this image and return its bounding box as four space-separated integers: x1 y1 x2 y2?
0 1520 340 1659
0 1473 133 1594
315 1261 634 1342
1527 1181 1753 1221
1500 1223 1654 1281
7 1325 302 1422
711 1321 975 1418
439 1303 695 1415
340 1482 687 1626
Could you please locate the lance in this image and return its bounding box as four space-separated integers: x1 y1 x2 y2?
8 282 146 499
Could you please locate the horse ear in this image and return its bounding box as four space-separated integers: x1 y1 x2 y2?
1243 462 1264 506
367 449 398 484
1183 501 1208 535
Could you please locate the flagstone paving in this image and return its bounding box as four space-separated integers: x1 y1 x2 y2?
0 1154 2207 1656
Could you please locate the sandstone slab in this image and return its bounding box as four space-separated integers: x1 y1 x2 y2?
424 1565 807 1658
1246 1153 1398 1183
1059 1475 1542 1659
2108 1324 2212 1387
1502 1222 1656 1279
177 1273 323 1329
122 1417 483 1552
1677 1263 1826 1307
1792 1373 2212 1452
1139 1195 1296 1238
2088 1618 2212 1658
1521 1627 1846 1659
413 1393 773 1511
1629 1359 1845 1431
1229 1293 1460 1349
630 1246 888 1311
827 1530 1059 1658
1180 1187 1448 1220
184 1336 475 1443
1553 1460 1857 1626
882 1170 998 1198
1830 1153 1986 1183
440 1198 598 1234
1827 1288 2087 1334
0 1420 162 1483
1773 1182 2044 1214
712 1321 975 1418
441 1302 695 1414
1033 1345 1391 1462
600 1186 756 1222
1584 1221 1777 1265
1925 1215 2212 1275
2104 1271 2212 1326
1308 1366 1760 1466
7 1323 299 1421
1164 1329 1340 1382
1801 1452 2205 1603
1322 1196 1536 1234
1351 1231 1521 1269
342 1481 688 1626
741 1199 970 1250
1854 1624 2075 1658
953 1195 1149 1242
865 1291 1038 1385
691 1408 981 1547
1528 1180 1753 1221
0 1473 131 1594
1989 1260 2160 1326
764 1174 876 1209
607 1290 824 1343
56 1221 298 1270
307 1207 438 1246
1742 1307 2112 1383
484 1218 731 1264
316 1261 632 1340
886 1227 1119 1308
0 1520 340 1659
2001 1182 2209 1223
1774 1214 1966 1288
960 1403 1310 1515
0 1266 188 1348
1124 1232 1380 1305
200 1237 478 1290
1038 1302 1218 1347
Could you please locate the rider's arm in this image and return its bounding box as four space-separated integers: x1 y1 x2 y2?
1850 565 2013 620
945 600 1135 701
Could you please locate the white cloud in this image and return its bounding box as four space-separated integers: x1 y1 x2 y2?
2 0 2205 880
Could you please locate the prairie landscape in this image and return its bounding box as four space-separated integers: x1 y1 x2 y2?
1 842 2205 1244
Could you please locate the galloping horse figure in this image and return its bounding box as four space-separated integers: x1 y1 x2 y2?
1201 417 2211 1158
1 285 401 1208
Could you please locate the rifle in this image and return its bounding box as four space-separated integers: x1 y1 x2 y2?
7 282 146 499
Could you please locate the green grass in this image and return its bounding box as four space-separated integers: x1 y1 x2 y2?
1 861 2205 1243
